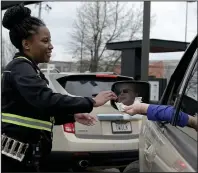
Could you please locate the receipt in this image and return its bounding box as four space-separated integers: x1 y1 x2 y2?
134 97 142 103
115 97 143 112
115 102 126 112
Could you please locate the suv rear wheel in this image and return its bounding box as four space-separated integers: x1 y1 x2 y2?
123 160 139 173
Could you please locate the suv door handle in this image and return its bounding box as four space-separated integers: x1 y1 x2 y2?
144 144 156 163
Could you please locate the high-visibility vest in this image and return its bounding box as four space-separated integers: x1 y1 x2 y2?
1 56 55 132
2 113 53 132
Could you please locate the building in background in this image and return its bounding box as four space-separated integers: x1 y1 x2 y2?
39 59 180 82
112 60 180 82
39 61 78 72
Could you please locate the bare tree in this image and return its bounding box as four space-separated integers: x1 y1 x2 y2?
2 36 17 70
35 2 52 19
69 2 154 72
76 59 90 72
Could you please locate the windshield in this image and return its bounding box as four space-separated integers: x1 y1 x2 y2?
65 80 115 97
57 75 132 97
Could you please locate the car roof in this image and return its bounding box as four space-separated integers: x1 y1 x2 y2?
44 71 134 80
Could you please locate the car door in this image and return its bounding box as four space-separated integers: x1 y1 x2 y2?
150 50 197 172
168 52 197 171
139 36 197 172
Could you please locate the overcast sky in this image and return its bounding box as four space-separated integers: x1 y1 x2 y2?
2 1 197 62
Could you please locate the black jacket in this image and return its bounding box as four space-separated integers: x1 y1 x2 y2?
1 52 95 150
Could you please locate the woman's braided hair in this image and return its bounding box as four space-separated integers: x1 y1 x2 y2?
2 4 45 50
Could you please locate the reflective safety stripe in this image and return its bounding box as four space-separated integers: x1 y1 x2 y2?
2 113 53 132
17 56 32 63
2 71 11 78
17 56 41 76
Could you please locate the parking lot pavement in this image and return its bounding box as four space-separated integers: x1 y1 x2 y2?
41 151 122 172
86 168 120 172
51 126 126 173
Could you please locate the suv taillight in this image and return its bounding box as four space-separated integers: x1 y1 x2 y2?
63 123 75 133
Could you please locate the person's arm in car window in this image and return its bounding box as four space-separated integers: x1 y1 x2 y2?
188 115 198 131
124 102 198 131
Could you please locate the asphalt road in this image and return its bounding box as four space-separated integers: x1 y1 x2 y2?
40 151 121 172
43 105 138 172
40 126 122 172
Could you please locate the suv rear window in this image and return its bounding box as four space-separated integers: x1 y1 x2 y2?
57 75 133 97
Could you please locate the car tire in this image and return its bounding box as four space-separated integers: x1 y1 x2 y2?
119 167 126 172
123 160 139 173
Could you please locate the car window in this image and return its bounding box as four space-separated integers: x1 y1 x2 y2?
175 51 197 140
180 62 198 116
65 80 115 97
57 75 132 97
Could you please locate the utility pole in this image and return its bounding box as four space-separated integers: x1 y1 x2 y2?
184 1 196 47
37 2 52 19
141 1 151 81
38 2 42 19
185 1 188 46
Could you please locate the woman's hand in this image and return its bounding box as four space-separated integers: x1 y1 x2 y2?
74 113 97 126
188 115 198 131
124 102 149 115
92 91 117 107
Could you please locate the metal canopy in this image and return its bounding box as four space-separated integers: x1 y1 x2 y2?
106 39 190 53
1 1 42 10
106 38 190 78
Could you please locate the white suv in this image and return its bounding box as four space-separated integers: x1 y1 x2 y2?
45 72 143 171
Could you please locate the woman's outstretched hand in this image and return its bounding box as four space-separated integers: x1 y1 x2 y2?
74 113 97 126
93 91 117 107
124 102 149 115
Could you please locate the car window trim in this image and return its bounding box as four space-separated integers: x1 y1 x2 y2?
159 35 197 106
154 36 197 129
171 50 198 126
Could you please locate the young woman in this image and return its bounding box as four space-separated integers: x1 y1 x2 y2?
1 4 117 172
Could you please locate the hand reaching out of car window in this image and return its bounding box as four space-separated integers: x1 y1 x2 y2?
92 91 117 107
124 102 198 131
124 102 148 115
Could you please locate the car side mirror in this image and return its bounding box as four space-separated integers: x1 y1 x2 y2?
111 80 150 110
